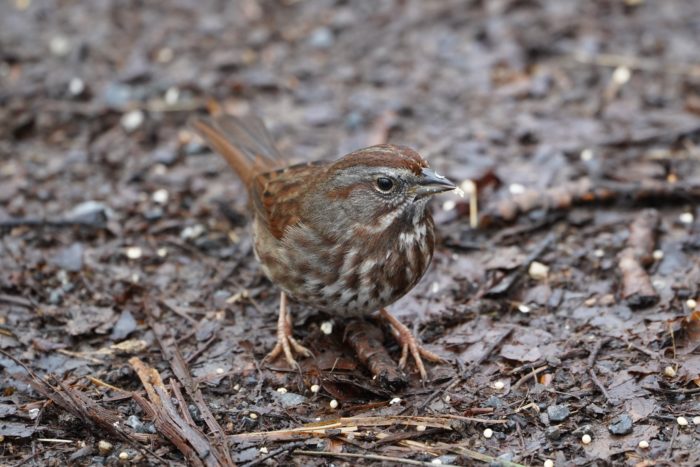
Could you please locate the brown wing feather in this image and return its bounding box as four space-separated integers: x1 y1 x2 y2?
190 113 324 240
253 162 327 239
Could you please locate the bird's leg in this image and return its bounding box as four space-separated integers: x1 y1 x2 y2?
264 292 313 367
378 308 445 380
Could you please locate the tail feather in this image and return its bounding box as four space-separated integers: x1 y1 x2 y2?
189 115 283 187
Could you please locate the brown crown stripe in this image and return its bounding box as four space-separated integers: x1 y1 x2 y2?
331 144 428 176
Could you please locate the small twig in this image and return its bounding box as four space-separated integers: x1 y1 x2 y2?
185 334 218 365
571 52 700 78
587 337 612 368
588 369 614 405
242 441 306 467
511 365 548 391
0 294 36 309
666 424 679 460
642 385 700 395
417 327 513 411
293 450 459 466
0 217 106 231
485 233 556 297
618 210 660 307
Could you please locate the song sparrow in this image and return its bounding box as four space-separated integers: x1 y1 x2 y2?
191 113 455 379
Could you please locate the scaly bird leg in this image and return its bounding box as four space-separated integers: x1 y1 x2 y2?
379 308 445 380
264 292 313 367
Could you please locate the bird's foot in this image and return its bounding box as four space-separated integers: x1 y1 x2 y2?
264 292 313 367
379 308 445 380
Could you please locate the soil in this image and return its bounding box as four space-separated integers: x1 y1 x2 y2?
1 0 700 465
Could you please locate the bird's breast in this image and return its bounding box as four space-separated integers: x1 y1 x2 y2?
253 215 436 317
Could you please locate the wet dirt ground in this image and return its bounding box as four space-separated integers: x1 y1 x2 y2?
1 0 700 465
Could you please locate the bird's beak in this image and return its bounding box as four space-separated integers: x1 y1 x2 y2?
414 168 456 199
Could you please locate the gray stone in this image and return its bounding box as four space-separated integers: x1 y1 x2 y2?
546 404 570 423
608 413 633 435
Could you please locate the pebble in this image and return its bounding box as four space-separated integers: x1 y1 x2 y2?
693 416 700 425
68 77 85 96
509 183 526 195
652 249 664 260
310 384 320 393
152 189 169 204
518 304 531 314
581 434 592 444
164 87 180 105
277 387 287 394
608 413 633 435
547 404 570 423
612 66 632 85
97 440 113 455
389 397 402 405
676 416 688 426
484 395 504 409
103 82 134 108
686 298 697 309
308 26 334 49
528 261 549 281
431 459 442 465
249 413 258 420
483 428 493 438
126 415 151 433
664 366 676 377
181 224 205 240
545 426 562 441
416 425 427 432
121 109 145 132
679 212 694 225
274 391 306 408
544 460 554 467
580 148 594 161
49 35 71 56
493 381 505 390
52 242 84 272
320 321 333 335
125 246 142 260
156 47 174 63
329 399 339 409
118 451 129 460
638 440 649 449
66 200 111 224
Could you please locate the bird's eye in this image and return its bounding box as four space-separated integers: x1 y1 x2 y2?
375 177 395 192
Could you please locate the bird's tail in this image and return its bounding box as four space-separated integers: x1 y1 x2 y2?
189 113 284 187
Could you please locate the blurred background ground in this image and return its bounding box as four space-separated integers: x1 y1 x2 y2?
1 0 700 465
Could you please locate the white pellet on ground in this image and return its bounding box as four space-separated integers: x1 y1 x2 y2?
125 246 142 259
320 321 333 335
121 110 145 132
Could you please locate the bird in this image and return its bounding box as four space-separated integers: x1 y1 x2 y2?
191 112 456 379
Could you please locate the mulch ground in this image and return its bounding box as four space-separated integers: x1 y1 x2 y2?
1 0 700 465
